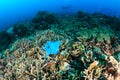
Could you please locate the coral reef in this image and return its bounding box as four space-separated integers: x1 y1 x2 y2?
31 11 58 30
0 31 12 52
12 23 31 38
0 11 120 80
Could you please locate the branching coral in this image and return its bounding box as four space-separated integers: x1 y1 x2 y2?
104 56 120 80
1 11 120 80
31 11 58 30
33 30 64 47
12 23 30 38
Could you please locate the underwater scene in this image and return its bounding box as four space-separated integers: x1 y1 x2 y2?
0 0 120 80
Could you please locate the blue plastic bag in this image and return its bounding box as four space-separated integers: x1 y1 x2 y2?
42 41 61 57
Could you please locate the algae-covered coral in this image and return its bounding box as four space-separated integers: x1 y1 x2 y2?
0 11 120 80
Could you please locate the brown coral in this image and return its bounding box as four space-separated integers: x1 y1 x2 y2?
88 61 99 72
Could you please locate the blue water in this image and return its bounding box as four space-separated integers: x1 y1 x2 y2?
0 0 120 31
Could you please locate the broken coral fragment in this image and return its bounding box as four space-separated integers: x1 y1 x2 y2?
88 61 99 71
60 62 71 71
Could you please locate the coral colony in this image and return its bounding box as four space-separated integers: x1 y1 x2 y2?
0 11 120 80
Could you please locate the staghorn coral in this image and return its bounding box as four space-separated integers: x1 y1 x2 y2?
31 11 58 30
83 65 103 80
88 61 99 72
104 56 120 80
1 35 120 80
13 38 32 51
1 11 120 80
76 26 114 43
33 30 64 47
12 23 30 38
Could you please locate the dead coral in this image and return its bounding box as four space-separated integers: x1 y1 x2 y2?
88 61 99 72
104 56 120 80
1 12 120 80
33 30 65 47
83 66 103 80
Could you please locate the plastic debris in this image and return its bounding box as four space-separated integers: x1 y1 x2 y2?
42 41 61 57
